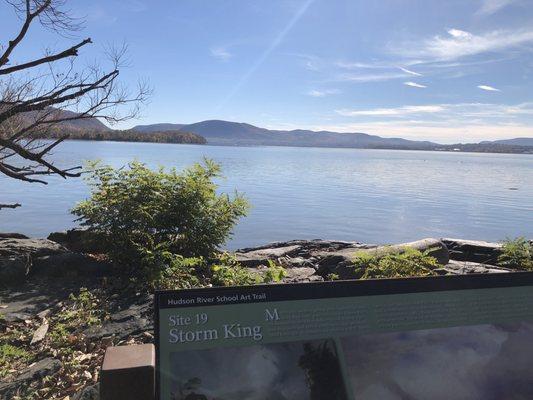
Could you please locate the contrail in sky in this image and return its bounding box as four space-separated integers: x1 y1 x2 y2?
216 0 315 111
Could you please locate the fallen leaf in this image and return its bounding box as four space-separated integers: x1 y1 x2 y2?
30 322 49 345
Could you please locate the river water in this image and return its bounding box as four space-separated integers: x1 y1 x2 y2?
1 141 531 249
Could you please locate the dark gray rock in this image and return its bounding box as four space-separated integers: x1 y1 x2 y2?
48 229 107 253
235 240 369 270
442 260 512 275
0 233 30 240
0 255 31 285
316 238 449 279
247 265 321 283
73 383 100 400
0 358 61 398
236 245 301 267
442 238 503 264
0 238 67 258
33 252 112 277
85 301 152 341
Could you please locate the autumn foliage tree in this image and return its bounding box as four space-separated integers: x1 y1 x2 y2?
0 0 150 209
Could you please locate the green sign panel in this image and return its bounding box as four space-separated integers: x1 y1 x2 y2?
155 273 533 400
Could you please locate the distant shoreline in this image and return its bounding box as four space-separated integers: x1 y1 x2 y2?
57 137 533 155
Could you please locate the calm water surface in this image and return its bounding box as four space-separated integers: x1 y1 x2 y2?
1 141 531 249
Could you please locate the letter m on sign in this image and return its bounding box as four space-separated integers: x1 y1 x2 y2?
265 309 279 321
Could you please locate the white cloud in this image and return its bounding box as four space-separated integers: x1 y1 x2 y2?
336 72 410 82
393 28 533 62
478 84 501 91
336 105 444 117
324 102 533 142
404 81 427 88
336 102 533 118
304 120 533 143
477 0 517 16
336 61 391 69
447 29 473 39
307 89 340 97
210 46 232 61
399 67 422 76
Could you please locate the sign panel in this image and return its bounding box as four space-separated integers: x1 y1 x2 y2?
155 273 533 400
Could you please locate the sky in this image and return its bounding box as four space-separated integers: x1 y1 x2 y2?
1 0 533 143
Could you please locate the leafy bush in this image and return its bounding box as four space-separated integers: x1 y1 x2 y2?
498 237 533 271
353 247 440 279
141 249 204 290
211 253 260 287
140 250 286 289
211 257 286 286
72 159 249 268
263 260 287 283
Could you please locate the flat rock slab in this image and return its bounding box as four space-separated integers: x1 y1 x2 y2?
442 260 512 275
317 238 450 279
0 238 67 258
85 300 152 341
442 238 502 264
247 265 321 283
236 245 301 267
0 358 61 398
235 239 369 269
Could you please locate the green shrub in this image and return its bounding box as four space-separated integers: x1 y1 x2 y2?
211 253 260 287
498 237 533 271
140 249 203 290
72 159 249 269
353 247 440 279
263 260 287 283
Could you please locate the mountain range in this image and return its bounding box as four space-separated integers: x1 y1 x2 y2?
133 120 437 148
132 120 533 151
16 110 532 153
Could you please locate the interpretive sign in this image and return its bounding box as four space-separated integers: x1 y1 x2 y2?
155 272 533 400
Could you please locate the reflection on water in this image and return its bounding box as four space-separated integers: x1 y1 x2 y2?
0 141 531 249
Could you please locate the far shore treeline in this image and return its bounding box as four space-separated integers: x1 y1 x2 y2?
42 128 533 154
45 129 207 145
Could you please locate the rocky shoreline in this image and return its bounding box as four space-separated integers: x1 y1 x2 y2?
0 230 529 399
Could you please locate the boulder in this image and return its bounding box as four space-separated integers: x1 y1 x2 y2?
235 239 368 269
235 245 301 267
48 229 107 253
33 252 112 277
442 238 502 264
0 358 61 398
0 255 31 285
0 238 67 258
317 238 449 279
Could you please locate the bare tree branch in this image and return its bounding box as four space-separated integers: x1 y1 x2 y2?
0 0 151 209
0 37 91 75
0 203 22 209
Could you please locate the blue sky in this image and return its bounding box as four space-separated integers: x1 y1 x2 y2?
2 0 533 143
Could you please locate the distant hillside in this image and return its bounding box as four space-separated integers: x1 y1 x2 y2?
14 110 530 153
12 110 205 145
483 138 533 147
21 109 111 132
133 120 437 149
132 123 185 132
